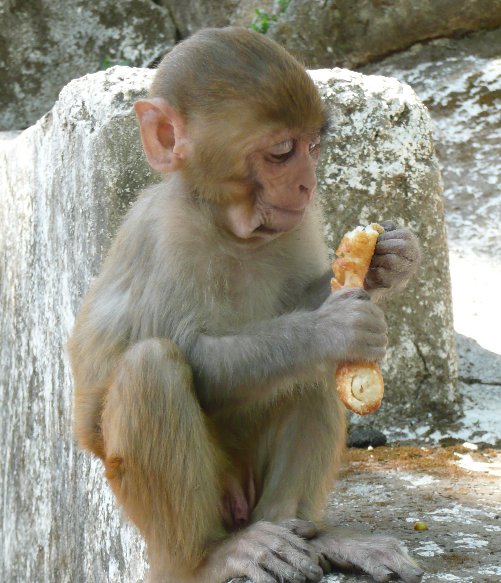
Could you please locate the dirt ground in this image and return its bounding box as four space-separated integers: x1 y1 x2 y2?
319 445 501 582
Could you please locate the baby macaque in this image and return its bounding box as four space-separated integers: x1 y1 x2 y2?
69 27 422 583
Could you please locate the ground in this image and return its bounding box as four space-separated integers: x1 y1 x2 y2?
323 445 501 582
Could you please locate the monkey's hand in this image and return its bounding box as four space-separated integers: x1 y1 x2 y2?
315 288 387 364
364 221 421 301
310 531 424 583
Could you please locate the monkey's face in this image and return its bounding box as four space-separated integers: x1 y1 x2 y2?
215 131 322 243
134 97 324 245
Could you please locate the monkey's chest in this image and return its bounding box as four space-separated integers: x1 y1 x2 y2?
201 269 285 333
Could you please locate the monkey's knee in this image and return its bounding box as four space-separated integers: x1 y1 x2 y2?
121 337 192 383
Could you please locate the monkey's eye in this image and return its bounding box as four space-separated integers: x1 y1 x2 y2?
268 139 295 163
309 138 321 155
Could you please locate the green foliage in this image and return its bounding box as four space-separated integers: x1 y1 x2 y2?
277 0 291 11
100 56 130 70
250 0 291 34
251 9 277 34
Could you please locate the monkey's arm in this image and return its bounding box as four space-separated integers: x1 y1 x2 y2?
364 221 421 302
186 288 387 410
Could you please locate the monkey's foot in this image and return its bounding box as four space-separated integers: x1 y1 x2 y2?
310 531 424 583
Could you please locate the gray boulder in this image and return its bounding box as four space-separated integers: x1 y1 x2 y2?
361 28 501 260
0 0 175 130
360 29 501 444
158 0 273 38
268 0 501 68
0 66 457 580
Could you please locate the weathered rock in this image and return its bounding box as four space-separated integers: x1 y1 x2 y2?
0 0 175 130
158 0 273 38
268 0 501 68
347 428 388 448
0 67 155 583
361 28 501 360
361 28 501 260
0 66 457 580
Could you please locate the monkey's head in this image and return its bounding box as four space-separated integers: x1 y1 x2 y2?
135 27 328 243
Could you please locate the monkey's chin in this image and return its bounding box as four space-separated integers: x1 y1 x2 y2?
224 225 291 248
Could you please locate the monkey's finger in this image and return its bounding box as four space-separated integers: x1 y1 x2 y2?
364 268 392 291
351 307 388 334
315 548 352 570
279 534 319 561
363 346 387 362
264 554 309 583
363 329 388 346
316 552 332 574
260 523 318 559
379 220 397 232
387 561 424 583
243 563 279 583
371 565 393 582
333 287 370 301
275 550 324 582
280 519 317 539
373 238 418 262
371 252 413 267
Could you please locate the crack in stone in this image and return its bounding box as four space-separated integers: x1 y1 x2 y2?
459 376 501 387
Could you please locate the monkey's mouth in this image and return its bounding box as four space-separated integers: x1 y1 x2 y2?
254 207 305 235
253 224 279 235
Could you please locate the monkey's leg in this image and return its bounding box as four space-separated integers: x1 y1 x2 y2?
101 339 322 583
101 338 227 579
252 382 346 523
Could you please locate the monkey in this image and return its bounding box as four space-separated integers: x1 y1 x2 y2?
68 27 423 583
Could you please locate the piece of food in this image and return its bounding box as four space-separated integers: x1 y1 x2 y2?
331 223 385 415
335 361 384 415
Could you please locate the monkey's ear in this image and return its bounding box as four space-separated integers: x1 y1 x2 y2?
134 98 190 173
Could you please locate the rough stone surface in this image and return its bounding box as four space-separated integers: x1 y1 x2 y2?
159 0 273 38
451 334 501 448
268 0 501 68
0 67 155 583
314 69 458 426
0 66 456 580
361 28 501 356
0 0 175 131
347 428 387 449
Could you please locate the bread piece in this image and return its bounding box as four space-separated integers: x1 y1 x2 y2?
335 361 384 415
331 223 385 415
331 223 384 289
